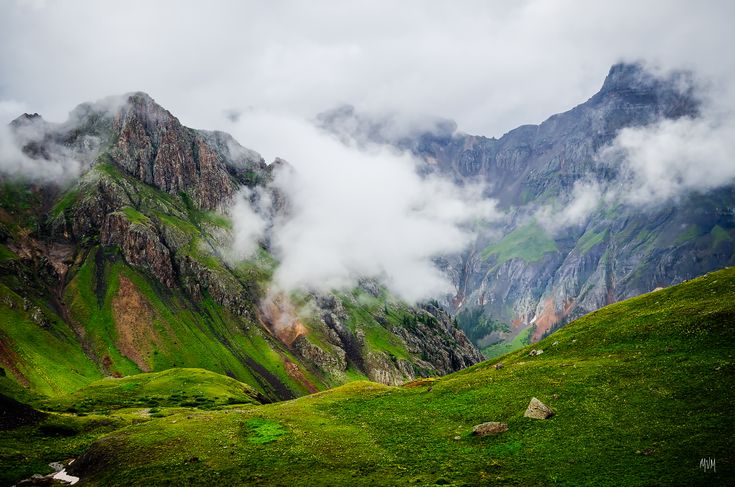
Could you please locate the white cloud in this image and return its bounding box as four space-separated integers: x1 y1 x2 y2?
602 116 735 205
536 180 607 233
227 187 268 261
229 113 499 302
538 107 735 231
0 115 85 183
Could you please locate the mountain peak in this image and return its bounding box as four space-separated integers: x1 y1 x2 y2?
598 61 695 99
9 112 45 129
600 62 650 91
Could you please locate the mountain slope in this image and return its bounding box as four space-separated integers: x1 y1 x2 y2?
319 63 735 355
0 92 482 404
6 265 731 486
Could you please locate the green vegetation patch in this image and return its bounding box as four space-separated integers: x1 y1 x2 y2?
481 326 532 359
711 225 733 247
244 418 287 444
674 224 701 246
51 188 80 218
576 228 608 254
0 243 18 261
480 221 558 264
121 206 151 225
456 306 509 344
44 368 261 413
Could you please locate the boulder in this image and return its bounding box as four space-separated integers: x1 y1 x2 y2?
524 397 554 419
472 421 508 436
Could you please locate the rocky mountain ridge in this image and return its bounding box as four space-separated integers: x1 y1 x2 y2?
0 92 481 402
319 63 735 355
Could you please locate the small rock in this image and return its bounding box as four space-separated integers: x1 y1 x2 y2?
529 349 543 357
48 462 65 472
552 341 559 346
524 397 554 419
453 435 461 440
472 421 509 436
494 363 504 370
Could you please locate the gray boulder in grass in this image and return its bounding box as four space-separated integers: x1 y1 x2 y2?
472 422 509 436
524 397 554 419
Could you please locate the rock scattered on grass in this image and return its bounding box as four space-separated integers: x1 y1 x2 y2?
472 422 509 436
524 397 554 419
494 363 504 370
529 349 544 356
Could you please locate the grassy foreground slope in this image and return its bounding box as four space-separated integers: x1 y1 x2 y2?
56 266 735 486
0 368 263 485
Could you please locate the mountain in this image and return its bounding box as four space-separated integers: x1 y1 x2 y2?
4 265 733 485
0 92 482 404
319 63 735 356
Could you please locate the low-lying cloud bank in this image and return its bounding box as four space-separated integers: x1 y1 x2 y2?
229 62 735 301
0 98 109 184
0 123 84 183
540 111 735 232
229 114 499 303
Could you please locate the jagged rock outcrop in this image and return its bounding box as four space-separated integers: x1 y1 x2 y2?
110 93 241 210
100 211 175 288
292 290 483 385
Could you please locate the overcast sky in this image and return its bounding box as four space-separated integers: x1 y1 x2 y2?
1 0 734 159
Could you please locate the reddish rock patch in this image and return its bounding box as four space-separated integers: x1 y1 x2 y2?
283 358 318 394
0 337 30 387
111 276 160 372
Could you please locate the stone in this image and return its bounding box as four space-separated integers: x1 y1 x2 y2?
524 397 554 419
472 422 509 436
529 349 543 357
494 363 504 370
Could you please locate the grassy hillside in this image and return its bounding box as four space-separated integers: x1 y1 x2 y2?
0 368 261 485
42 368 263 414
3 266 731 485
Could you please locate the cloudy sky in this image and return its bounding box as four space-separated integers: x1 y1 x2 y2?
1 0 734 301
1 0 733 151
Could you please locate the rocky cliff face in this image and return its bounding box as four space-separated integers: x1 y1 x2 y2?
319 63 735 354
0 92 482 400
